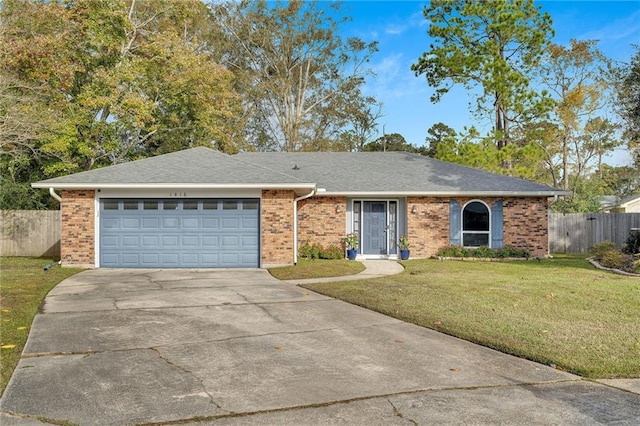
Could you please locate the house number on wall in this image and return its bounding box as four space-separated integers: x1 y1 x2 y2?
169 192 188 197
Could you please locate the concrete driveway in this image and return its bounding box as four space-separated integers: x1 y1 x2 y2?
1 269 638 425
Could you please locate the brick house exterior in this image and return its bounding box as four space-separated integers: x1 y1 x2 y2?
34 148 566 268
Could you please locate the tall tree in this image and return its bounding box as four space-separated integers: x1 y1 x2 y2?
535 40 615 190
1 0 243 184
212 0 379 152
411 0 554 151
618 46 640 166
424 122 457 157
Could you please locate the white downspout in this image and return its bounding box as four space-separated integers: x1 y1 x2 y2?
548 195 559 258
293 187 318 265
49 187 62 203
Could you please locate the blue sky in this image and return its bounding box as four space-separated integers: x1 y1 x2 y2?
336 0 640 165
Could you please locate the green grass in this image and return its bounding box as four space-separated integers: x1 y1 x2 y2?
302 256 640 379
0 258 84 396
269 258 366 280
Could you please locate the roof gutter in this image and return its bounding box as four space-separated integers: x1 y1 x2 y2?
48 187 62 203
293 187 323 265
314 190 572 197
31 182 317 190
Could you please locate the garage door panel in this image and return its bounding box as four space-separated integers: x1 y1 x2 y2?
180 253 199 265
162 217 179 228
102 236 118 247
102 218 120 229
202 236 219 247
121 253 140 265
122 218 139 229
181 235 199 246
142 218 160 229
161 253 179 265
162 235 179 247
182 218 199 229
202 218 219 229
222 217 240 229
141 253 160 265
242 217 258 229
242 235 258 247
201 253 218 264
100 198 259 268
122 236 139 247
142 236 159 247
221 235 239 248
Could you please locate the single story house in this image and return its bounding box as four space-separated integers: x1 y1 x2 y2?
602 194 640 213
32 147 568 268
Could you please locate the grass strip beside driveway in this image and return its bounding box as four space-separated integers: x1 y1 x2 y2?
269 258 365 280
0 258 84 396
302 256 640 379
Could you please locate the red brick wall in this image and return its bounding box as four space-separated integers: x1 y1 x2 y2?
60 190 95 266
261 190 295 265
406 197 450 258
298 196 346 249
406 196 549 258
503 197 548 257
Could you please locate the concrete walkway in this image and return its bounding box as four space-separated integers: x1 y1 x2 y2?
1 266 638 425
285 259 405 285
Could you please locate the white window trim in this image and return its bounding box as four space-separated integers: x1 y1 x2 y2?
461 200 491 248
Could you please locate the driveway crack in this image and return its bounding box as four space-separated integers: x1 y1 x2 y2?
148 347 231 415
388 399 418 425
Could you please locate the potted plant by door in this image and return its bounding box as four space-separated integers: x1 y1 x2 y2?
345 233 359 260
398 235 410 260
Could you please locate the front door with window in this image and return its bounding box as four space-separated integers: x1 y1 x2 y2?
356 200 397 256
363 202 387 254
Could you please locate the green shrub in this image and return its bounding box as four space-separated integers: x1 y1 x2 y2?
437 245 530 259
496 245 531 259
622 230 640 255
472 246 495 258
299 241 323 259
598 250 628 269
437 246 467 257
589 241 618 259
321 245 344 260
299 242 345 260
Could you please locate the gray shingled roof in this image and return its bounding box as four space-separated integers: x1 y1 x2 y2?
32 147 312 189
33 147 567 196
237 151 566 196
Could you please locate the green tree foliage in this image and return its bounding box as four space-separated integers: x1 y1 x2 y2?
1 0 243 208
535 40 616 191
362 133 429 155
618 46 640 166
212 0 379 152
424 123 457 157
412 0 554 150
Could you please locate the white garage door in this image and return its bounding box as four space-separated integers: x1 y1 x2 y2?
99 198 259 268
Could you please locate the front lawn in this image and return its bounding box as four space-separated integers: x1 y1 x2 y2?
0 258 84 396
302 256 640 379
269 258 365 280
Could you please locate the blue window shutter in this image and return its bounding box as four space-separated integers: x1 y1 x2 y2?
491 200 504 249
449 200 461 246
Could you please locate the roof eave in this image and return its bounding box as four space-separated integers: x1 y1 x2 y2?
317 190 571 197
31 182 317 190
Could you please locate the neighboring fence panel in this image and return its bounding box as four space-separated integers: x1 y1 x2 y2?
549 213 640 254
0 210 61 257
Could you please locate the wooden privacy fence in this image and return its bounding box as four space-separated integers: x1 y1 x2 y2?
549 213 640 254
0 210 61 257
